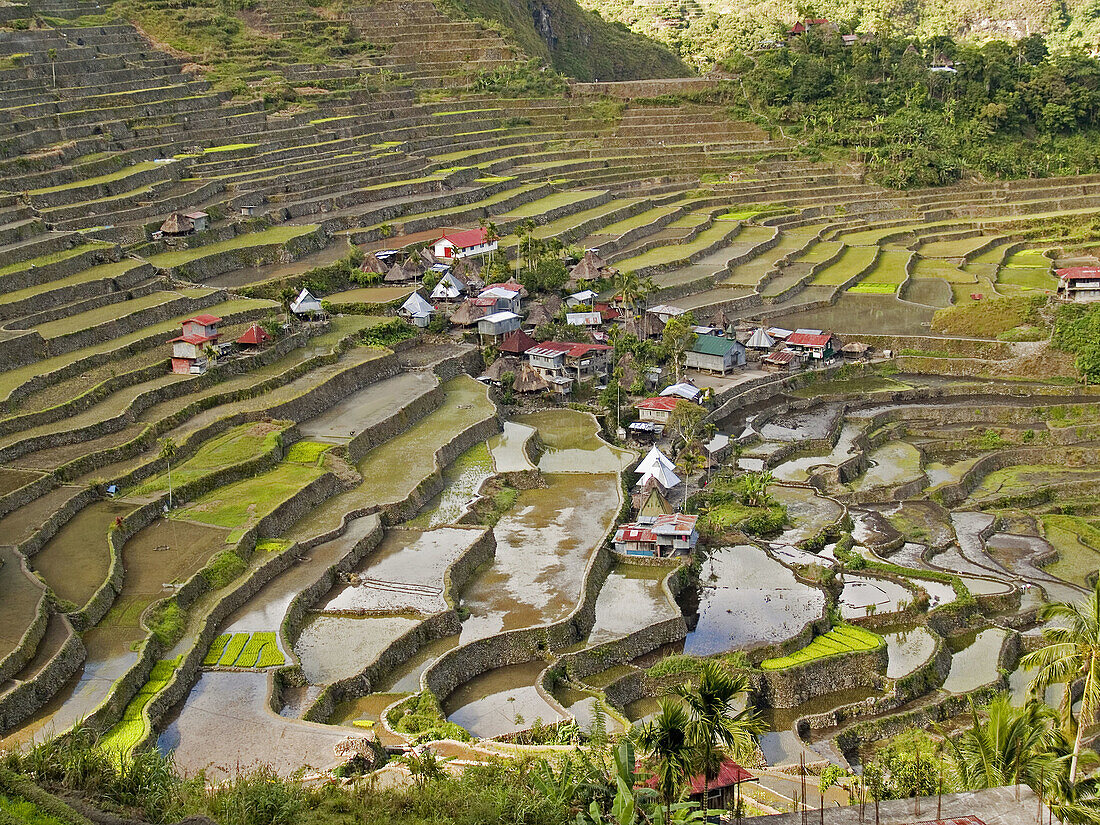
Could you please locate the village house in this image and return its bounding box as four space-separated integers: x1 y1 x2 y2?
684 333 746 374
236 323 270 350
635 396 679 425
448 297 494 327
433 227 496 260
645 760 756 811
290 288 324 318
157 212 194 239
660 381 703 403
430 271 467 302
1057 266 1100 302
565 310 603 329
745 327 776 356
762 349 801 373
478 284 522 314
169 314 221 375
527 341 612 385
648 304 687 324
478 311 522 343
565 289 598 308
784 329 838 361
399 292 435 328
613 513 699 558
498 328 536 357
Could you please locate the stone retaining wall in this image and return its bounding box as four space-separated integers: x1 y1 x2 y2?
755 640 888 709
0 617 85 734
0 574 48 685
347 380 443 464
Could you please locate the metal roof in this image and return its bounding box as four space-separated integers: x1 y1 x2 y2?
692 333 738 356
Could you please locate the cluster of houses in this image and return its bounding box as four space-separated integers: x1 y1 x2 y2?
168 315 271 374
611 446 700 558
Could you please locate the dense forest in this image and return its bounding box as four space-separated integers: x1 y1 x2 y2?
681 31 1100 186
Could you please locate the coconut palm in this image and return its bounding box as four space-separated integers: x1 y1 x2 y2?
941 694 1061 791
634 698 695 824
614 270 652 317
672 662 764 824
1021 579 1100 782
160 437 177 509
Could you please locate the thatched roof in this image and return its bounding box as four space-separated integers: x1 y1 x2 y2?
570 250 611 281
513 364 553 393
617 351 639 388
481 355 521 382
160 213 193 235
525 295 561 328
624 312 663 340
418 246 438 266
841 342 870 355
449 299 489 326
361 254 388 275
384 263 414 283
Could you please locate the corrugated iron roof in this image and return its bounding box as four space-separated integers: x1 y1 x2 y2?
186 314 222 326
787 331 833 347
636 397 679 411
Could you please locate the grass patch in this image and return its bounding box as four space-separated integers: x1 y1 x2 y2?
284 440 331 465
201 550 247 589
848 282 898 294
387 691 471 743
129 423 287 496
171 462 323 532
147 601 185 646
0 793 71 825
217 632 249 666
98 658 180 760
761 625 882 671
256 539 291 553
932 294 1047 338
146 226 319 269
203 634 230 665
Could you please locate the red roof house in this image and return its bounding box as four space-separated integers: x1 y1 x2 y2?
432 227 497 261
784 330 837 359
635 396 680 424
643 759 756 808
169 315 222 375
1057 266 1100 302
499 329 536 356
237 323 271 348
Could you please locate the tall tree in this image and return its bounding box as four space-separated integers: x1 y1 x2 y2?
634 699 695 824
662 313 696 382
1021 579 1100 782
672 662 764 824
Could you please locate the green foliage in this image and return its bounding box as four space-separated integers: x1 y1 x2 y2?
933 295 1047 338
760 625 882 670
864 728 944 800
201 551 247 589
470 59 569 95
284 440 332 465
147 600 185 647
358 318 419 347
976 428 1010 450
98 659 180 760
1053 302 1100 382
388 691 472 743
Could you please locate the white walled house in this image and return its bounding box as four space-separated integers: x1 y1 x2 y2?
433 227 497 260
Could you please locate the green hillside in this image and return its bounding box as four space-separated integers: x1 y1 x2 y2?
575 0 1100 68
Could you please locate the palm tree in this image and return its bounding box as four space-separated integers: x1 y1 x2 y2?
941 694 1061 791
279 286 298 325
613 270 655 317
672 662 764 824
160 437 177 509
1021 579 1100 782
634 698 695 824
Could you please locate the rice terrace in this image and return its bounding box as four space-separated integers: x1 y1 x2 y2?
3 0 1100 821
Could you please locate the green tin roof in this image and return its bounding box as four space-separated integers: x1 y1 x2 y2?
691 334 737 356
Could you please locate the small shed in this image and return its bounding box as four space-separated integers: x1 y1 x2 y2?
763 349 801 373
685 334 745 374
513 364 556 395
660 382 703 403
478 311 521 342
400 292 435 328
236 323 271 349
565 289 598 308
746 327 776 351
160 213 194 237
290 288 323 317
184 211 210 232
841 342 872 360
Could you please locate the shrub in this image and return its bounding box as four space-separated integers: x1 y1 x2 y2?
147 601 185 647
388 692 471 743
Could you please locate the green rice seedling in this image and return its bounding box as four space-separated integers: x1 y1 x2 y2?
217 633 249 667
235 632 285 668
203 634 231 665
284 441 331 465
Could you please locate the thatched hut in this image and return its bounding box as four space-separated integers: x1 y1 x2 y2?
480 355 521 384
513 364 553 394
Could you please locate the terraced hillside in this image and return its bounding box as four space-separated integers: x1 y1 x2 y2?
4 0 1100 797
